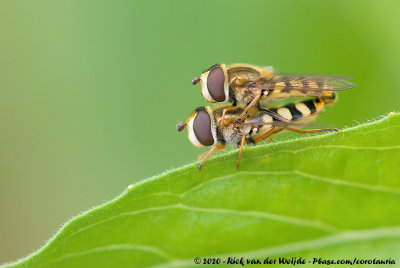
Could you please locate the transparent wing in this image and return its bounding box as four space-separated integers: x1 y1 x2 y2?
240 120 335 129
239 119 307 128
269 73 356 91
239 108 321 128
276 73 353 80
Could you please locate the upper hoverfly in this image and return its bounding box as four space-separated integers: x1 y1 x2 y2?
177 94 338 171
192 63 356 123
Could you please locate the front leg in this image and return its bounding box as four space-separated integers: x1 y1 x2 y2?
230 73 263 86
253 127 282 144
230 76 252 86
219 105 236 127
198 144 226 171
237 91 262 121
236 136 246 170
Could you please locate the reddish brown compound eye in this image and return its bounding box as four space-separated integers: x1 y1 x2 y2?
207 65 226 102
193 109 214 146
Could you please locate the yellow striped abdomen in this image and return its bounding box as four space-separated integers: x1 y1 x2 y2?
248 95 337 142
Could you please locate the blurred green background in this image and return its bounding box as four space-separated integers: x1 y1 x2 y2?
0 0 399 264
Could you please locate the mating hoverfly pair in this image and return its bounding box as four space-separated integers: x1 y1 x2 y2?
177 64 355 171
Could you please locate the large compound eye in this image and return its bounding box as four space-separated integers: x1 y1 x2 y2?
206 65 226 102
193 110 214 146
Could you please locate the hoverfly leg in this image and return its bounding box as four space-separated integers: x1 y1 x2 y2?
197 151 208 160
230 76 253 86
267 135 275 143
198 144 226 171
236 136 246 170
253 127 282 144
238 92 262 120
284 127 339 134
219 105 236 127
197 144 225 160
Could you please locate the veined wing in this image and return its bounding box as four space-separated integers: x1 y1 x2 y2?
240 119 306 127
240 73 356 100
269 73 356 91
240 97 329 128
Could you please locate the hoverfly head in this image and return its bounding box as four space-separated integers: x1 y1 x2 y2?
177 106 217 147
192 64 230 103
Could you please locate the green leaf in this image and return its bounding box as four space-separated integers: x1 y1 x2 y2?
4 113 400 268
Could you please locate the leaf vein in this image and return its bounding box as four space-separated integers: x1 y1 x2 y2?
257 145 400 159
64 203 335 245
151 226 400 267
39 243 175 267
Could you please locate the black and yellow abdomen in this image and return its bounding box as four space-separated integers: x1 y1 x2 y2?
269 94 336 122
248 95 337 143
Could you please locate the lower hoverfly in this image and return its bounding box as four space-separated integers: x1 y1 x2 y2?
177 94 338 171
192 63 355 123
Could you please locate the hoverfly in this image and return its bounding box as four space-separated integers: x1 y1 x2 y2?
176 94 338 171
192 63 356 124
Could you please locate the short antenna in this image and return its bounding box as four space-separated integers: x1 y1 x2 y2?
192 77 201 85
176 122 187 132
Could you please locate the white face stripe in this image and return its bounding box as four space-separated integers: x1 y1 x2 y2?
200 71 215 103
221 64 230 102
187 116 204 147
205 106 218 145
200 65 229 103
